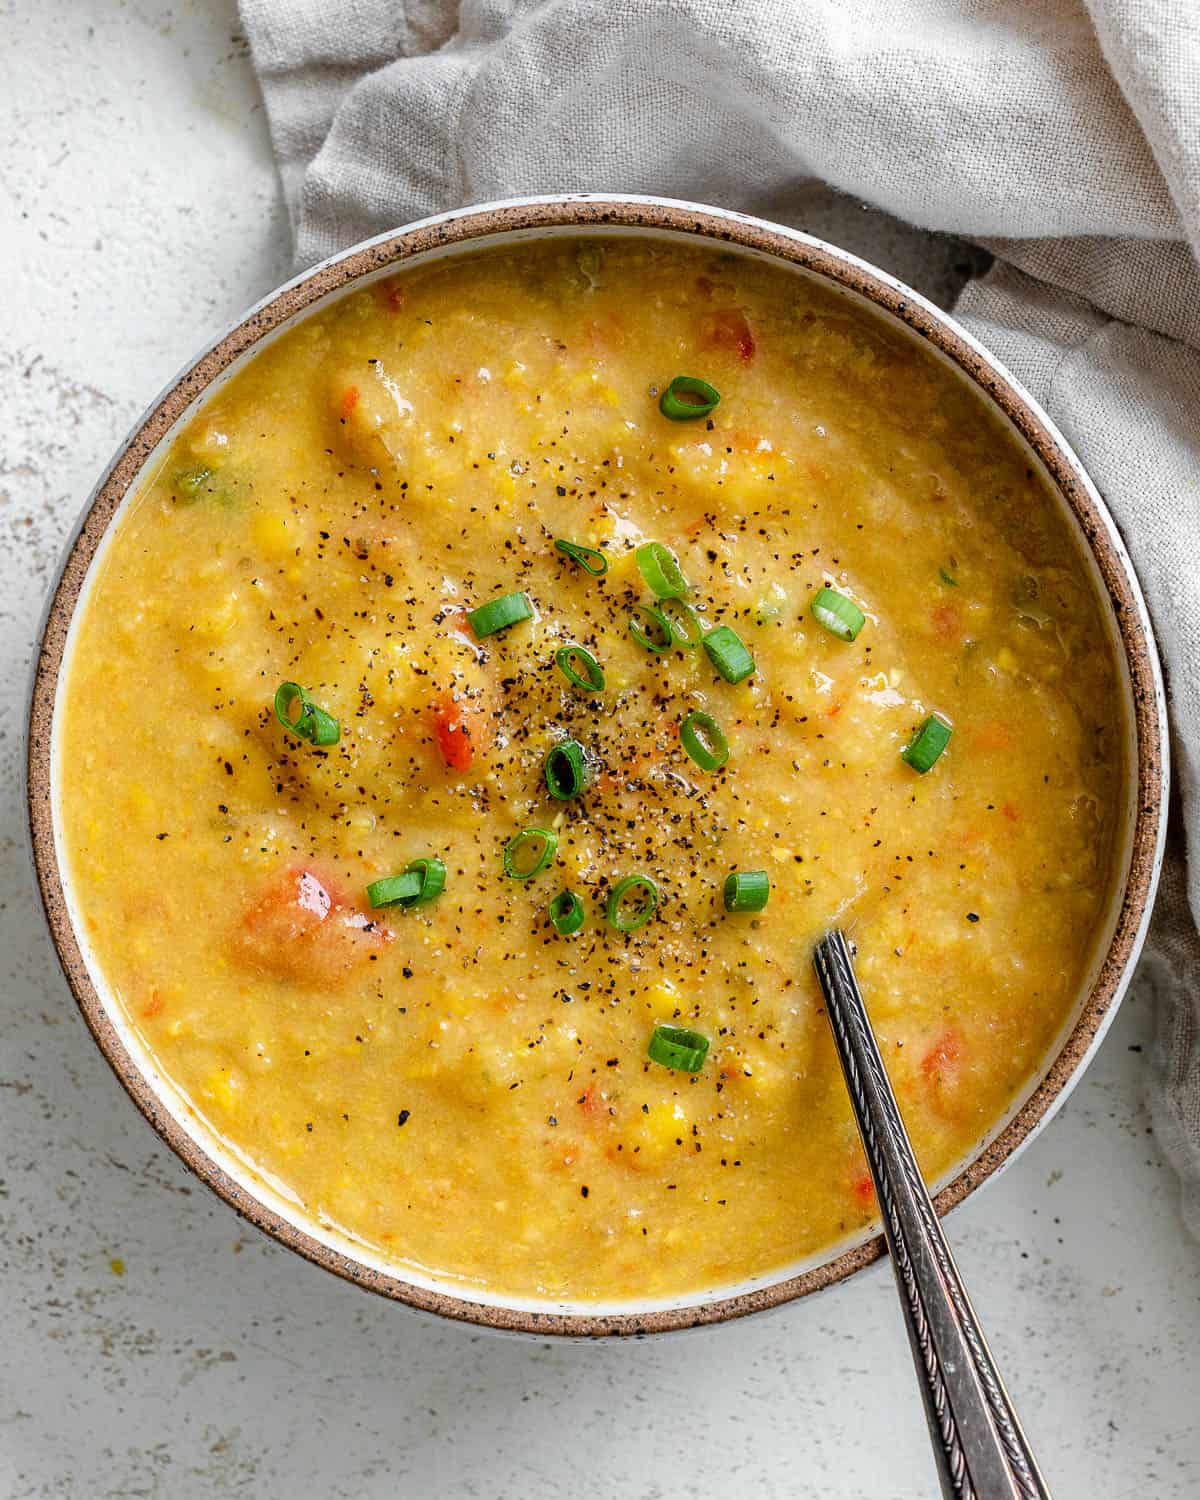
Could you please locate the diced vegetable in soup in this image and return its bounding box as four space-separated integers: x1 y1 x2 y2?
59 239 1123 1300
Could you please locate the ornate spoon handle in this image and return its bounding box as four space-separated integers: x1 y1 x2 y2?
813 930 1051 1500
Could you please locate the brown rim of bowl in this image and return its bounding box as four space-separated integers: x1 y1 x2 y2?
27 196 1166 1338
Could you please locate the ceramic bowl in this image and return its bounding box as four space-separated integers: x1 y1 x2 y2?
27 195 1169 1336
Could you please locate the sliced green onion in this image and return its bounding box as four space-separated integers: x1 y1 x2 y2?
403 856 446 905
554 539 608 577
901 713 953 773
273 681 340 746
811 587 866 643
549 889 585 936
467 591 533 638
680 710 729 771
367 856 446 910
659 598 705 648
648 1023 710 1073
545 739 592 801
172 465 214 502
173 465 237 506
723 870 770 913
503 827 558 880
635 541 689 599
660 376 720 421
629 603 674 654
703 624 755 684
555 645 605 693
366 872 421 908
939 567 958 587
606 873 660 933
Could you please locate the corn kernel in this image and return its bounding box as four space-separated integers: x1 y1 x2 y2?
195 592 240 641
645 979 680 1017
204 1068 240 1114
251 511 294 558
638 1099 689 1155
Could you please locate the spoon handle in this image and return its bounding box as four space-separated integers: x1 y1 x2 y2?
813 930 1051 1500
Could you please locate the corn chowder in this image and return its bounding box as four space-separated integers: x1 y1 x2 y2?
60 239 1122 1299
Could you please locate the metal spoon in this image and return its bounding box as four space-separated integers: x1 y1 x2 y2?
813 929 1051 1500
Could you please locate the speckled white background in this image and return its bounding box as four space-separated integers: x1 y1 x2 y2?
3 3 1200 1496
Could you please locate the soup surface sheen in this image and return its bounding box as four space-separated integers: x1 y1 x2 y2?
60 239 1122 1301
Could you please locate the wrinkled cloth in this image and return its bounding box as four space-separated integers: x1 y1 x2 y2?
240 0 1200 1239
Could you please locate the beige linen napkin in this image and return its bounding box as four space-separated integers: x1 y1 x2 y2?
241 0 1200 1237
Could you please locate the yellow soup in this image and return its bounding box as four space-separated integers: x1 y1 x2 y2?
60 239 1122 1300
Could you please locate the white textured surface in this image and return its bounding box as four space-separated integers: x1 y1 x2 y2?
2 2 1199 1495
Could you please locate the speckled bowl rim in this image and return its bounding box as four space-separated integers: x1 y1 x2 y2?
27 194 1168 1338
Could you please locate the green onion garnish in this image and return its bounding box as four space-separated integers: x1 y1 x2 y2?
172 465 215 502
703 624 755 684
660 376 720 421
544 738 592 801
273 681 340 746
404 856 446 905
659 598 705 648
680 710 729 771
503 827 558 880
723 869 769 912
939 567 958 587
629 603 674 654
901 713 953 773
606 873 660 933
366 872 420 908
635 541 689 599
811 587 866 643
367 856 446 910
555 645 605 693
554 539 608 577
549 889 586 936
648 1023 710 1073
467 591 533 638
